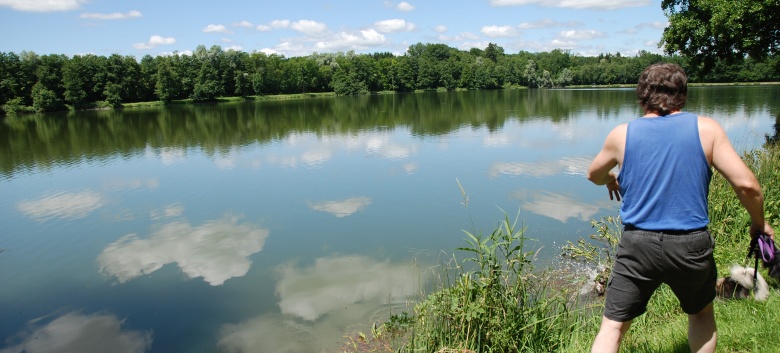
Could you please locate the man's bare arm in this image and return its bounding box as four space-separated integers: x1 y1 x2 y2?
702 116 774 239
588 124 625 201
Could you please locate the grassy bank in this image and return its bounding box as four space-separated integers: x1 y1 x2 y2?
344 142 780 352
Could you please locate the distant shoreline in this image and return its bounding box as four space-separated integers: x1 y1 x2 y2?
120 82 780 109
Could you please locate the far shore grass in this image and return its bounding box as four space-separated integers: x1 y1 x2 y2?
118 82 780 110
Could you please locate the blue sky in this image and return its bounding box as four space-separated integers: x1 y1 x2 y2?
0 0 669 58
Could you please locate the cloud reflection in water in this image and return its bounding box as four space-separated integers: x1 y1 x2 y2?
17 191 103 221
513 190 600 223
0 311 152 353
489 157 591 178
275 255 419 321
218 255 420 352
98 215 269 286
307 197 372 217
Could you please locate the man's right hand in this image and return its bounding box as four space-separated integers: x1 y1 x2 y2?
751 221 775 241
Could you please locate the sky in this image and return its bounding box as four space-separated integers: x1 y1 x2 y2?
0 0 670 58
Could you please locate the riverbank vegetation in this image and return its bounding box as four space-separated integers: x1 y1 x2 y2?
2 43 780 116
343 142 780 352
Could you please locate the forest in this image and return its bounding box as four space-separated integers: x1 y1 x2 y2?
2 42 779 115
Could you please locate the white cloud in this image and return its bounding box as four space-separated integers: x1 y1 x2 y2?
132 35 176 50
397 1 415 11
433 25 447 33
488 0 649 10
314 29 387 52
550 38 577 49
519 18 581 29
203 24 231 34
270 19 291 29
307 197 372 218
98 215 270 286
1 311 152 353
374 19 415 33
258 48 278 55
79 10 141 20
437 31 480 43
557 29 606 40
233 20 254 28
636 21 668 30
290 20 328 36
481 25 517 38
256 24 271 31
18 191 102 221
159 49 193 57
0 0 85 12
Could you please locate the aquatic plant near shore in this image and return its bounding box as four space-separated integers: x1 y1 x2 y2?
389 209 584 352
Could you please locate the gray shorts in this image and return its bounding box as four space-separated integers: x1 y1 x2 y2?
603 226 716 322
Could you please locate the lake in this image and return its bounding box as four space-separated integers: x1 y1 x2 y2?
1 86 778 353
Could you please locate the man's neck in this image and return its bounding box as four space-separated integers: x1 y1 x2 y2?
643 110 681 118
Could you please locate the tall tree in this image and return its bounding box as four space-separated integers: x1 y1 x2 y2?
484 43 504 63
155 59 180 103
661 0 780 73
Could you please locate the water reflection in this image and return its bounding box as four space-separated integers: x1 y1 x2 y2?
149 204 184 220
218 314 328 353
0 311 152 353
513 190 601 223
98 215 269 286
489 157 590 178
365 135 416 160
102 178 160 192
214 151 238 170
275 255 419 321
17 191 103 221
145 146 186 166
307 197 372 218
216 255 419 352
403 162 418 174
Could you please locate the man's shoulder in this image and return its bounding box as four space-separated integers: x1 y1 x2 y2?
696 115 725 133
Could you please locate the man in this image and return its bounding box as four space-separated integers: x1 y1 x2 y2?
586 63 775 353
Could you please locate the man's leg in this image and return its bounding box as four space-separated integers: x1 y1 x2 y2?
688 302 716 353
591 316 631 353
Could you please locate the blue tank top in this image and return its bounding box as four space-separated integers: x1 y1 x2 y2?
617 112 712 231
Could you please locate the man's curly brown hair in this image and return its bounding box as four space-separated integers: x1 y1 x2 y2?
636 63 688 116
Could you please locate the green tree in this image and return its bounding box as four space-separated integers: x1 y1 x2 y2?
524 60 540 88
191 62 223 102
155 59 180 103
555 68 573 87
31 81 64 112
138 55 159 102
484 43 504 63
661 0 780 73
62 55 91 108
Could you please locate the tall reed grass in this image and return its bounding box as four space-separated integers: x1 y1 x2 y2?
400 212 585 352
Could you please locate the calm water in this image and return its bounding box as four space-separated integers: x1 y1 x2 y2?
1 87 778 353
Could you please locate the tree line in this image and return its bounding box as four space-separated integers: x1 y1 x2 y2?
2 43 779 115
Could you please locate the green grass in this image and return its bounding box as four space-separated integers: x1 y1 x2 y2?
343 143 780 353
